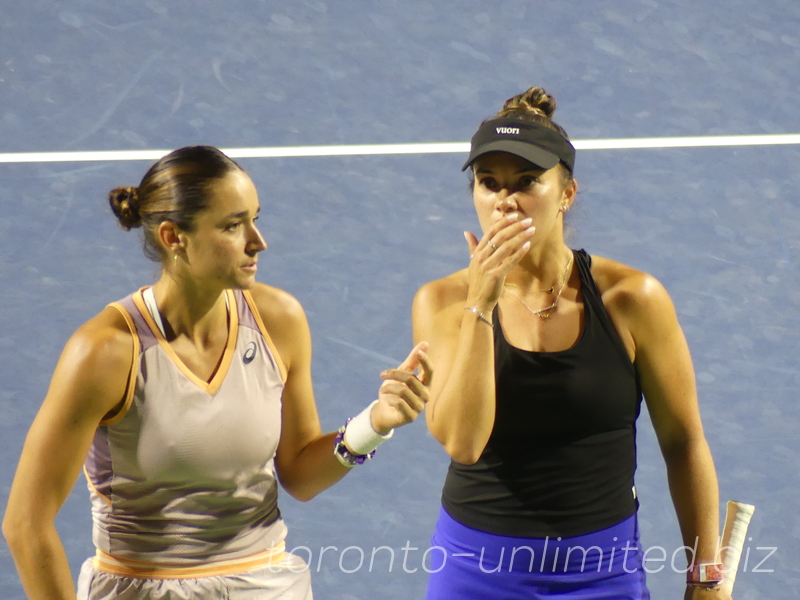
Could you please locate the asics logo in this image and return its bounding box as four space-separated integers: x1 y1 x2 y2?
243 341 257 365
496 127 519 135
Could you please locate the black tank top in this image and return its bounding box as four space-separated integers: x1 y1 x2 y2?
441 249 642 537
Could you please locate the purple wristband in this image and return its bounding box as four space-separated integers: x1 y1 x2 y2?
333 419 377 467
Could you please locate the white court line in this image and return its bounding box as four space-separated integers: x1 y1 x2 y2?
1 134 799 164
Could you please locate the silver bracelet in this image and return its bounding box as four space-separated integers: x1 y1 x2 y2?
464 306 493 327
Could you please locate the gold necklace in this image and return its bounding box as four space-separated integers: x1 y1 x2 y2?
503 253 574 320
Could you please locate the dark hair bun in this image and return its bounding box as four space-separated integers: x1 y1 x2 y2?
109 186 142 230
502 87 557 120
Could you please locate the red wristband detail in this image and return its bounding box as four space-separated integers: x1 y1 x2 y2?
686 562 724 584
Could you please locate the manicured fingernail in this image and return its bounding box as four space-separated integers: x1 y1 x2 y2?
526 226 536 235
521 217 533 226
522 241 531 250
506 213 519 221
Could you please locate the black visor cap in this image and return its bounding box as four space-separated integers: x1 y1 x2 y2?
462 118 575 174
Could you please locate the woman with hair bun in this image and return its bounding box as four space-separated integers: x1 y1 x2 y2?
3 146 432 600
413 88 729 599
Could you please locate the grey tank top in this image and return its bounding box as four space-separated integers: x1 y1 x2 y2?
84 287 288 565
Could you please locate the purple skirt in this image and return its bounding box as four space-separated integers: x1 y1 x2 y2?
425 507 649 600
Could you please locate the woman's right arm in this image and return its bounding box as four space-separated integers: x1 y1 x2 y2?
412 215 533 464
2 308 132 600
412 278 495 464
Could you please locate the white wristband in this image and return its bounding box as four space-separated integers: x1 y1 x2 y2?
343 400 394 455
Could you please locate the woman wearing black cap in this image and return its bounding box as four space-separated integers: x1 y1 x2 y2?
412 88 728 599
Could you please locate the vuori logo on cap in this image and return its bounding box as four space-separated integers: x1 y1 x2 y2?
496 127 520 135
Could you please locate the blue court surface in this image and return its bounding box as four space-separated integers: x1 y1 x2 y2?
1 1 799 598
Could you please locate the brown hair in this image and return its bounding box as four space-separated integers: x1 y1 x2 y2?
109 146 243 262
467 87 575 193
494 87 573 184
492 87 570 141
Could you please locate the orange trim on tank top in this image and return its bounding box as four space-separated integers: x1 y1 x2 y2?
93 542 287 579
241 289 288 384
99 302 141 426
83 466 113 507
131 288 239 395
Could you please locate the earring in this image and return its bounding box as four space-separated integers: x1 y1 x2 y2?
560 204 569 213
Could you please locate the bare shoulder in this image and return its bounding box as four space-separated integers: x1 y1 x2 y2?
248 282 306 326
412 269 471 345
589 255 679 358
48 305 135 418
69 306 135 370
247 283 309 371
589 254 673 315
413 269 470 315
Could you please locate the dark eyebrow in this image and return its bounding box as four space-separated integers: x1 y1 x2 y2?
225 207 260 220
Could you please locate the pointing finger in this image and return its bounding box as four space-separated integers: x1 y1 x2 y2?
380 370 429 402
415 350 434 387
395 341 428 373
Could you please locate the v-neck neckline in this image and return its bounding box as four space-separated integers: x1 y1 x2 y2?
132 287 239 395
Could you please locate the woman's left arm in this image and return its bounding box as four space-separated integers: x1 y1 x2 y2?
251 285 430 502
613 272 730 600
